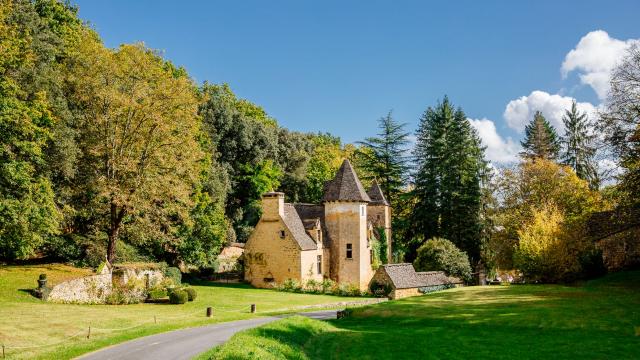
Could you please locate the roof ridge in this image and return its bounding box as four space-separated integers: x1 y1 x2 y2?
322 159 371 203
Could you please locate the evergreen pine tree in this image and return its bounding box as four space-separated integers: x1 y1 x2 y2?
412 97 488 263
520 111 561 160
561 101 599 189
356 111 410 206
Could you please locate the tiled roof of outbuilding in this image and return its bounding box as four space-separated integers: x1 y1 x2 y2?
380 263 460 289
283 204 318 250
381 263 426 289
417 271 462 286
367 180 389 206
323 159 371 203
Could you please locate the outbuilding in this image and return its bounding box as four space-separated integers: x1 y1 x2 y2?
370 263 462 299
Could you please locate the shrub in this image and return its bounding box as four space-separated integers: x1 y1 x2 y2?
164 267 182 285
169 289 189 304
184 287 197 301
337 283 361 297
147 288 167 300
414 238 472 282
280 279 302 292
320 279 336 294
304 279 321 293
369 280 391 297
106 283 144 305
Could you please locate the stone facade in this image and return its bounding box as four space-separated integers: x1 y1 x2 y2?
244 193 324 287
244 159 391 291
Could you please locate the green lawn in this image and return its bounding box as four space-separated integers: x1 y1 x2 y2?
200 271 640 359
0 264 362 359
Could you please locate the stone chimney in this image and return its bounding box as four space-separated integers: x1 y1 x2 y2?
262 192 284 221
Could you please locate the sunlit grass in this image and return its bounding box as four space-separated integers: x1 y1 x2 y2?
0 264 362 359
202 271 640 359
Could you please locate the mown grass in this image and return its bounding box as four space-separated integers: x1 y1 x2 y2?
201 271 640 359
0 264 362 359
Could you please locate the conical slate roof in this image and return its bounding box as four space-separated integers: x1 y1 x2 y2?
367 179 389 206
322 159 371 203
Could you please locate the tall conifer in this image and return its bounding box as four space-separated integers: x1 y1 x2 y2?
412 97 488 263
356 111 410 206
561 101 599 189
520 111 561 160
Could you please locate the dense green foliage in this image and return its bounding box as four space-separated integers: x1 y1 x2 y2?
413 238 472 281
0 1 359 265
411 97 488 263
201 271 640 359
520 111 561 160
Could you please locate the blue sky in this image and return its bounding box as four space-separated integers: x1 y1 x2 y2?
73 0 640 163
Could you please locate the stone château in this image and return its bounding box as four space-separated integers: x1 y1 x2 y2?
243 159 391 291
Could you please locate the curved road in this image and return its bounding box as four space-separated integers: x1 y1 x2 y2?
76 310 339 360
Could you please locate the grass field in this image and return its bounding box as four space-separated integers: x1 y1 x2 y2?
200 271 640 359
0 264 362 359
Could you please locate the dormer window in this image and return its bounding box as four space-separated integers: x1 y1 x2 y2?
279 230 285 239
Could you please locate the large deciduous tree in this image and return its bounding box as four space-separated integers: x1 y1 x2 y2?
561 101 599 189
599 44 640 203
66 39 202 262
520 111 561 160
411 97 488 263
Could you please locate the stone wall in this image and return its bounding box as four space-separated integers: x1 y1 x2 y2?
47 273 112 304
390 287 421 300
244 217 304 288
596 228 640 271
46 264 164 304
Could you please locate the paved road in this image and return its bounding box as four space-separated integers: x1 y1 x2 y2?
76 310 339 360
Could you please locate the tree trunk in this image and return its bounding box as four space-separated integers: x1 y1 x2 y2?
107 201 126 263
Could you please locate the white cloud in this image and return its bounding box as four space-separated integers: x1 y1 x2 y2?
503 90 597 133
468 118 520 164
561 30 640 100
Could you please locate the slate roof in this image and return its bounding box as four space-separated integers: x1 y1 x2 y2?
323 159 371 203
283 203 318 250
417 271 462 286
367 179 389 206
380 263 459 289
293 203 330 247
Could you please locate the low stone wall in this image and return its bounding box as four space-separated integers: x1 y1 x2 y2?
46 264 165 304
390 287 421 300
47 273 112 304
113 268 164 288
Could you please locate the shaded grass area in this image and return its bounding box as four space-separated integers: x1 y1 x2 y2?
202 271 640 359
0 264 362 359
